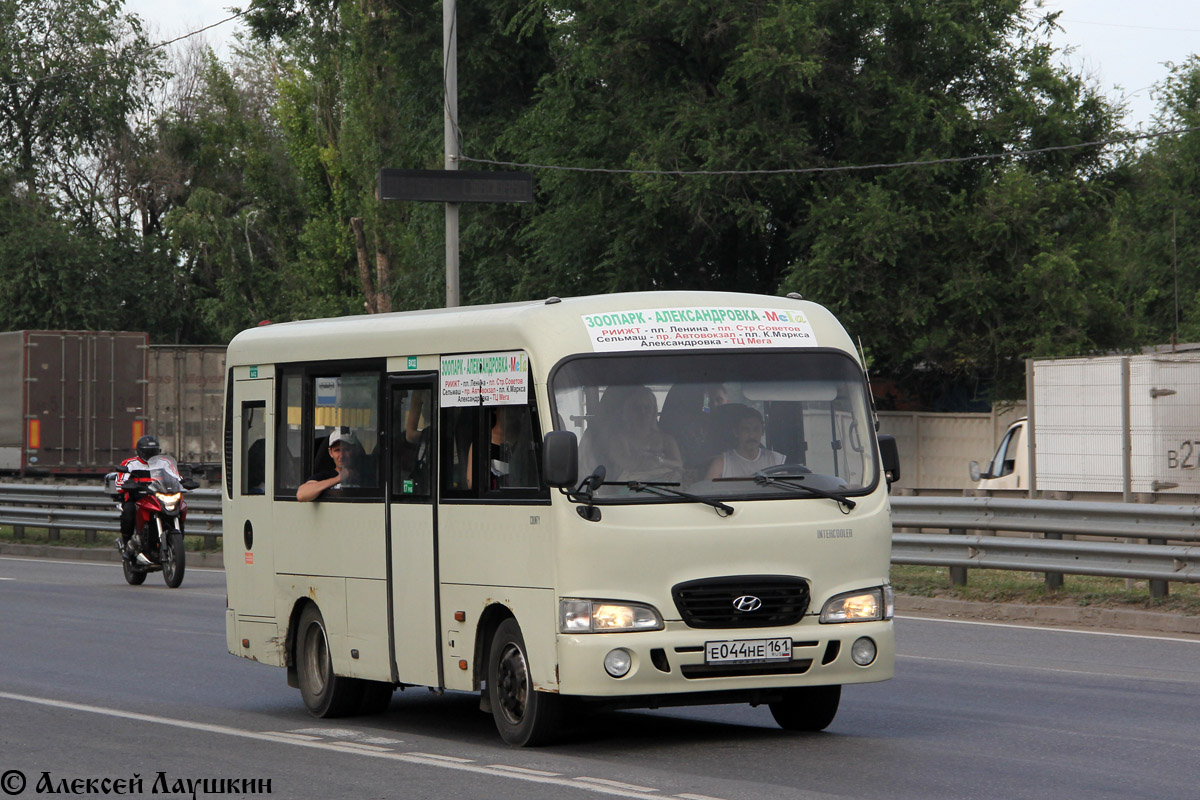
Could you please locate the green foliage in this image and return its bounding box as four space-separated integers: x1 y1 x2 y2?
5 0 1197 406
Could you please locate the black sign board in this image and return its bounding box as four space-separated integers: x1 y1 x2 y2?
378 169 534 204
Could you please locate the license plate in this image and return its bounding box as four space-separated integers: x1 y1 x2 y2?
704 637 792 665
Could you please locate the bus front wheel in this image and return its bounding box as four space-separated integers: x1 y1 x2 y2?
296 605 363 718
487 618 561 746
769 685 841 732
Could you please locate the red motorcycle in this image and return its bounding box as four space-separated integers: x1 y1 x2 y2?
107 455 195 588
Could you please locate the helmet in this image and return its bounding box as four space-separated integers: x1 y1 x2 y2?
136 435 161 461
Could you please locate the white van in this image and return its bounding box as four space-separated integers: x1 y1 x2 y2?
222 291 900 745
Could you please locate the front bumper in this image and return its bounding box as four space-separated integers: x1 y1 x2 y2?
555 617 894 699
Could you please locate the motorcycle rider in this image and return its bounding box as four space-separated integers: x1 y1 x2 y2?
115 435 180 558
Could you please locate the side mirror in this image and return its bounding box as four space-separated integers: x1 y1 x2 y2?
969 460 983 482
542 431 579 488
877 434 900 484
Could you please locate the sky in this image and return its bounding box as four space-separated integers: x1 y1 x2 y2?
122 0 1200 131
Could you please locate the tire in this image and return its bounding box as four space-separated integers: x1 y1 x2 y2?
162 531 186 589
769 685 841 732
487 618 561 746
296 605 364 718
122 557 146 586
358 680 395 715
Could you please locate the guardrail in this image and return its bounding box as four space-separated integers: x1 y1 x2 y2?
0 484 223 548
891 495 1200 597
2 487 1197 595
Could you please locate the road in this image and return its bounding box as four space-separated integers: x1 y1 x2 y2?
2 555 1199 800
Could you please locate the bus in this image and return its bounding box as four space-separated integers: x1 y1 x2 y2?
222 291 900 746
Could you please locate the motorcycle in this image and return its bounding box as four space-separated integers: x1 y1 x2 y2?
106 455 197 588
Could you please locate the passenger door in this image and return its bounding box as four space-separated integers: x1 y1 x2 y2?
386 377 441 687
227 373 275 618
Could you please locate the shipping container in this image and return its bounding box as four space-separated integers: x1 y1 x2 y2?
0 331 148 474
146 345 227 467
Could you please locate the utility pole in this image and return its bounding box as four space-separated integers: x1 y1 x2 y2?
444 0 459 307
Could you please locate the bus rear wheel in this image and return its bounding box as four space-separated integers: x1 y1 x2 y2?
487 618 561 746
296 605 363 718
769 685 841 732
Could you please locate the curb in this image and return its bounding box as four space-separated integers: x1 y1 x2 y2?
0 542 225 569
896 594 1200 636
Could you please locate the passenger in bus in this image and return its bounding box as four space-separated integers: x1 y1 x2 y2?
704 404 785 479
296 427 359 501
581 385 682 484
467 407 536 489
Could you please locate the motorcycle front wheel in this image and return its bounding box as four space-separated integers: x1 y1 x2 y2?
162 531 185 588
122 557 146 586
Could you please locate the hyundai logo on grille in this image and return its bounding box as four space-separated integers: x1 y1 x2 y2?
732 595 763 612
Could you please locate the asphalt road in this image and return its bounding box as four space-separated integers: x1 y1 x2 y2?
2 555 1199 800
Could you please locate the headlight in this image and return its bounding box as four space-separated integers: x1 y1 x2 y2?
156 492 181 510
819 586 894 623
559 599 663 633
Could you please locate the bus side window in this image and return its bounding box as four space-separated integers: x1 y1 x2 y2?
392 388 432 498
241 401 266 495
440 401 547 500
276 370 304 496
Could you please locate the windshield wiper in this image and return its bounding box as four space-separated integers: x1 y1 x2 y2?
752 473 856 512
615 481 734 518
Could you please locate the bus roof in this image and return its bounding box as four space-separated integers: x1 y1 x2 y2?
225 291 858 372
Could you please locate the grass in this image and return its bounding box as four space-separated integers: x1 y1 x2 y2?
891 564 1200 616
0 526 221 553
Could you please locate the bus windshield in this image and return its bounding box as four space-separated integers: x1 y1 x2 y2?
550 351 878 500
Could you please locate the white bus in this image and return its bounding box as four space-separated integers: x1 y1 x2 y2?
222 291 900 745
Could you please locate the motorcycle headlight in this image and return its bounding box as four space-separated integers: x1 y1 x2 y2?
819 586 894 623
156 492 181 510
559 599 663 633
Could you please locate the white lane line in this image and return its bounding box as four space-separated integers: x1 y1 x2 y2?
262 732 323 742
290 727 363 739
575 777 659 793
329 741 395 753
0 691 675 799
0 555 224 572
489 765 563 777
677 795 729 800
898 653 1200 684
404 752 475 764
0 577 14 581
896 614 1200 644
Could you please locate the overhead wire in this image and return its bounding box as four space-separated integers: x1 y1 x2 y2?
456 125 1200 177
0 2 257 92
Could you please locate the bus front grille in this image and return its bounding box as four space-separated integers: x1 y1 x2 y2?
671 575 810 629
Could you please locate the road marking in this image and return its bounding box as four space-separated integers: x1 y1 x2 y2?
489 765 562 777
0 555 223 573
897 614 1200 644
404 752 475 764
0 577 14 581
262 731 323 741
576 777 659 792
0 691 694 799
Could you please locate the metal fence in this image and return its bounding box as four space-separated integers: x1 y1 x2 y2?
0 484 223 548
3 486 1197 593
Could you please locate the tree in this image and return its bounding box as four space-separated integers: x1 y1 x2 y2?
1106 57 1200 347
499 0 1125 404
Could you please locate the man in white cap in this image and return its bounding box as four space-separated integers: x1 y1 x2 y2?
296 427 358 501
